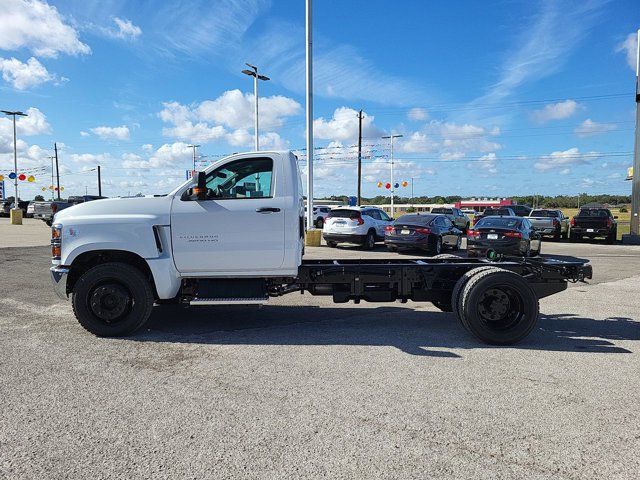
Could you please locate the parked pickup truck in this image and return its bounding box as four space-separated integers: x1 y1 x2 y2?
528 209 569 240
49 150 592 345
569 207 617 243
33 195 106 225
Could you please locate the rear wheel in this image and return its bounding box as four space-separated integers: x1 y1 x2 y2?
71 263 154 337
431 236 442 255
451 266 499 323
607 228 616 244
387 245 398 253
363 230 376 250
458 268 539 344
326 240 338 248
315 217 324 229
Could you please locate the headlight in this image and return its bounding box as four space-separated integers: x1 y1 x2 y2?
51 224 62 260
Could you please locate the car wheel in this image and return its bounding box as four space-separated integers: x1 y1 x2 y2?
326 241 338 248
71 262 154 337
569 232 579 243
387 245 398 253
363 230 376 250
553 228 561 241
607 228 616 244
432 236 442 255
315 218 324 229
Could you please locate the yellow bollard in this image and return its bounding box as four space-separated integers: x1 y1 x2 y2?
305 228 322 247
10 208 23 225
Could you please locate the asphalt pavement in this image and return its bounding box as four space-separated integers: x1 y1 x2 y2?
1 223 639 479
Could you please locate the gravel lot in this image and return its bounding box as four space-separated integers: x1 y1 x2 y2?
1 219 640 479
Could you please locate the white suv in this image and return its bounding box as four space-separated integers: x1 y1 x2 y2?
322 206 393 249
305 205 332 228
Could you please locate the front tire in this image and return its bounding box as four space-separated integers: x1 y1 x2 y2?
71 263 154 337
431 236 442 255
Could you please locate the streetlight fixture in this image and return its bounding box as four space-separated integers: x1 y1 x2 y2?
2 110 27 225
241 63 270 151
382 134 403 218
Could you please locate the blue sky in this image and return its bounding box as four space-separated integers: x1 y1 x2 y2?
0 0 638 200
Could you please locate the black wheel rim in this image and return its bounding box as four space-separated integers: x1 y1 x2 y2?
89 282 132 324
476 285 525 331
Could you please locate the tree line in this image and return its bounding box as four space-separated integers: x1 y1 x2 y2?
320 194 631 208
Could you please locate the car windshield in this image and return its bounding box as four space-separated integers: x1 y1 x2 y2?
530 210 557 217
395 214 435 225
430 208 452 214
476 217 521 229
327 209 360 219
577 208 609 217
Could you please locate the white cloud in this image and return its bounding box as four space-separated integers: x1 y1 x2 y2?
121 142 192 169
616 32 638 71
0 0 90 57
141 144 153 152
69 153 111 164
531 100 579 123
0 107 51 139
574 118 616 138
407 108 428 121
111 17 142 40
90 125 130 141
313 107 382 143
159 90 301 146
477 153 498 175
195 89 301 130
534 147 597 171
473 1 604 104
0 56 61 90
80 131 90 137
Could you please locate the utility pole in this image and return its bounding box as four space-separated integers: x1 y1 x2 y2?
2 110 27 223
54 142 61 200
97 165 102 197
305 0 314 230
411 177 415 207
357 109 363 206
48 155 56 200
187 144 200 172
382 134 403 218
630 28 640 237
241 64 270 151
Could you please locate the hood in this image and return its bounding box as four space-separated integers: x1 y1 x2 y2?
54 195 173 225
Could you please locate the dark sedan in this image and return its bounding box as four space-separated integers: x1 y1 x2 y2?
385 214 462 255
467 216 541 258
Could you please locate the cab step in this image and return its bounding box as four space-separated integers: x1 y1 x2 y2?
190 297 268 306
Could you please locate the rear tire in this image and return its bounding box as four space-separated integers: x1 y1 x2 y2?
71 262 154 337
458 268 539 344
363 230 376 250
451 266 500 324
431 236 442 256
326 240 338 248
315 218 324 229
607 228 616 244
387 245 398 253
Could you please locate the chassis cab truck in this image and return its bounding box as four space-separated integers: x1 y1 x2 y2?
50 151 592 344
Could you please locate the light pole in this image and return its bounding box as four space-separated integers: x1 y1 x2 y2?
187 144 200 172
48 155 56 200
382 134 403 218
630 28 640 237
305 0 314 231
2 110 27 224
242 63 270 151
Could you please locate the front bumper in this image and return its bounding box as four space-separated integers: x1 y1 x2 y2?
50 266 70 300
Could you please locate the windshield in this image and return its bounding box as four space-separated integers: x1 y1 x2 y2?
395 214 434 225
530 210 557 217
328 209 360 219
577 208 609 217
430 208 452 214
476 217 521 229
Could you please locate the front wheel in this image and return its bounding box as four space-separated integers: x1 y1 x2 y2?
71 262 154 337
431 236 442 255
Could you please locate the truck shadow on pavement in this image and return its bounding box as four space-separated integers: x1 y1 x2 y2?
135 305 638 357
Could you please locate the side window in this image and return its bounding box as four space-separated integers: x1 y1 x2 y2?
445 217 454 227
379 210 391 221
368 210 382 220
204 157 273 200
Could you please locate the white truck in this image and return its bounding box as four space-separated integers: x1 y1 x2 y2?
50 150 592 344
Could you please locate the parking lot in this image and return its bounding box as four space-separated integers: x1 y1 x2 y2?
2 218 640 479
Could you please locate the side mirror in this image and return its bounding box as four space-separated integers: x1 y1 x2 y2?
193 171 207 201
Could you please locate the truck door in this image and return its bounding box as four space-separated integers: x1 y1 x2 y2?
170 156 285 273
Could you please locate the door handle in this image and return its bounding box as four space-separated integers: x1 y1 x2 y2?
256 207 281 213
